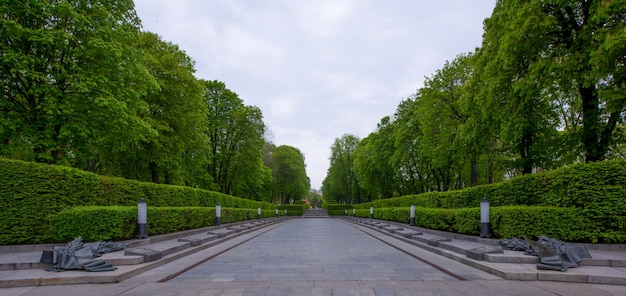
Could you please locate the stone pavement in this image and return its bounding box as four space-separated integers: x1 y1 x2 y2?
0 218 625 295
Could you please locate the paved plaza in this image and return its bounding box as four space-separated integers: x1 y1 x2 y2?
1 219 625 296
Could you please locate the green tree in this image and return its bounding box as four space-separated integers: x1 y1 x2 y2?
0 0 157 165
323 134 363 203
100 32 208 186
353 117 397 199
307 191 324 208
269 145 309 205
481 0 626 164
390 97 436 193
416 55 476 189
202 80 267 196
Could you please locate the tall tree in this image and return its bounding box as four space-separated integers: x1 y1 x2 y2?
323 134 362 203
481 0 626 164
202 80 267 196
0 0 157 165
416 54 476 189
390 98 434 194
353 117 397 199
269 145 309 205
100 32 208 185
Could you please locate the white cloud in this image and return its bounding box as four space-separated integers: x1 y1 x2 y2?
133 0 496 189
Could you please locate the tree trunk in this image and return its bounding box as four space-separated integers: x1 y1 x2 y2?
470 158 479 186
581 85 601 162
520 130 533 175
149 162 159 183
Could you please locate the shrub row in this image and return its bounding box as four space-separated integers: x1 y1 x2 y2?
356 160 626 210
0 158 276 244
47 206 281 242
325 203 352 216
277 204 307 216
353 206 616 243
353 160 626 242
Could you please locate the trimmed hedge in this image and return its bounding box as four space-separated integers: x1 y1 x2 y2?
356 160 626 210
352 160 626 243
326 203 352 216
47 206 282 242
277 204 306 216
0 158 277 244
354 205 607 242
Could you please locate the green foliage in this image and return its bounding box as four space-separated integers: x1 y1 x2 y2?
326 1 626 202
308 191 324 208
353 120 398 199
358 205 624 243
100 32 209 186
48 206 136 242
277 204 306 216
352 160 626 242
202 80 268 197
322 134 366 204
47 206 277 242
0 0 158 165
490 206 595 242
0 159 100 244
326 203 352 216
0 158 276 244
265 145 310 205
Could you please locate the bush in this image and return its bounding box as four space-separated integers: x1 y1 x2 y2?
47 206 279 242
0 159 99 244
356 205 626 243
326 203 352 216
353 160 626 242
490 206 597 242
0 158 277 244
278 204 306 216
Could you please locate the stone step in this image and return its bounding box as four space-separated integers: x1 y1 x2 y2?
303 209 329 218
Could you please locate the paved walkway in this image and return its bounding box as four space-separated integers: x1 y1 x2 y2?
1 219 625 296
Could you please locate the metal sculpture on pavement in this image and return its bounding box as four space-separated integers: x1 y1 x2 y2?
41 237 128 272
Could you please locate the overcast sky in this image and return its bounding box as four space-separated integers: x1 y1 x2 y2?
133 1 496 190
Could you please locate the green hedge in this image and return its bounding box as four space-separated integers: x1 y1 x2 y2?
0 158 277 244
352 160 626 242
277 204 306 216
353 205 613 242
326 203 352 216
47 206 281 242
356 160 626 210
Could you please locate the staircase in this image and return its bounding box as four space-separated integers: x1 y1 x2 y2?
302 208 329 218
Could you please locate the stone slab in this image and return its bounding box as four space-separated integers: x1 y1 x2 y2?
426 236 452 247
382 225 403 233
209 229 235 238
374 223 390 229
227 225 248 233
395 229 422 238
178 237 203 247
124 248 162 262
484 251 538 264
241 223 257 229
466 246 504 261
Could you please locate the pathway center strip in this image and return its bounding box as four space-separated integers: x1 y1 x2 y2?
157 223 282 283
343 220 468 281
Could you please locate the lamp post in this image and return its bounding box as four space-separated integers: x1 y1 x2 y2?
370 206 374 219
215 203 221 226
410 205 416 226
480 198 491 238
137 198 147 239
